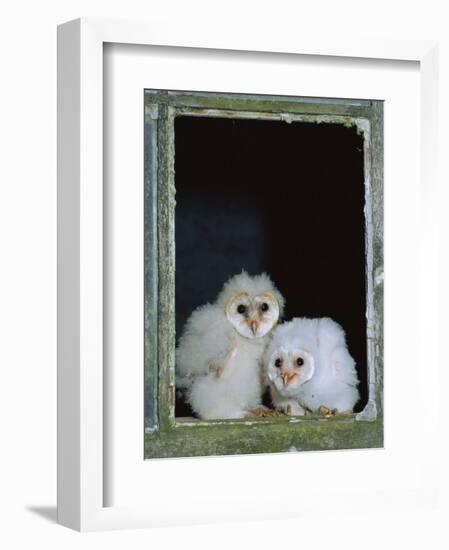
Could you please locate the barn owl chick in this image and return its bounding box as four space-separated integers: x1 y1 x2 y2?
264 317 359 416
176 271 285 420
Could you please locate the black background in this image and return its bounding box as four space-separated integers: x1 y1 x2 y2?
174 115 367 414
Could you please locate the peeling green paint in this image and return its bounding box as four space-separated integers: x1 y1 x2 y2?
144 103 159 431
176 107 365 130
144 89 373 118
156 104 177 432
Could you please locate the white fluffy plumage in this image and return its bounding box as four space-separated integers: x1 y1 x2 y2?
176 271 285 420
264 317 359 415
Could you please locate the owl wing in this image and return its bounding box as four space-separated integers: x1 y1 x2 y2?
175 303 235 388
317 318 359 386
330 345 359 386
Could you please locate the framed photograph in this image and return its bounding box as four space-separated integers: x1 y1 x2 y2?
58 18 442 531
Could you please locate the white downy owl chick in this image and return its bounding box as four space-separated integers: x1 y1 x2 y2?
264 317 359 416
176 271 285 420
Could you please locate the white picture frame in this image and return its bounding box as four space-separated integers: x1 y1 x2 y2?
57 17 443 531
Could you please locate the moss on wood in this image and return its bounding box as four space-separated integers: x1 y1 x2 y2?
145 89 374 118
145 416 383 459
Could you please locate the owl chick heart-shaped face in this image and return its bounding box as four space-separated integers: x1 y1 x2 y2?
225 291 280 339
267 346 315 395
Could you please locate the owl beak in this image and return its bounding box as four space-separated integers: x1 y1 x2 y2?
250 320 258 335
280 371 297 387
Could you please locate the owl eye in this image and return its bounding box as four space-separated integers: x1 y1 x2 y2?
260 302 269 312
296 357 304 367
275 358 282 368
237 304 246 314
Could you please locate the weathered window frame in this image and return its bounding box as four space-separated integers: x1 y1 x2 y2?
144 90 383 459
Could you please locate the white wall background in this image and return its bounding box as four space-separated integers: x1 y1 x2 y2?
0 1 448 548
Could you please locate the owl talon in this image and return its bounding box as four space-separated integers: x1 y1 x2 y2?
318 406 338 417
249 406 269 417
250 406 284 417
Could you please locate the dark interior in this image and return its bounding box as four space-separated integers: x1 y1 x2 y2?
174 114 367 415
